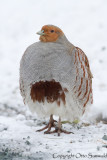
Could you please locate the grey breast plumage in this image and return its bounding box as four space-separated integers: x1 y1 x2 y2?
20 41 76 100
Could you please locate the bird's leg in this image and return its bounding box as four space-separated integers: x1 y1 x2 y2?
57 117 62 136
48 117 74 136
36 114 57 133
44 115 56 134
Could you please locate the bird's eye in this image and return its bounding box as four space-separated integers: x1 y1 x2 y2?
51 30 54 33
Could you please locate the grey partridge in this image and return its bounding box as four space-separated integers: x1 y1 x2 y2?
20 25 93 136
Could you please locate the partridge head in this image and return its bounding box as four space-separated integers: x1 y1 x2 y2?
37 25 64 42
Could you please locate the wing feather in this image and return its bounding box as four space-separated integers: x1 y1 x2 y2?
72 47 93 111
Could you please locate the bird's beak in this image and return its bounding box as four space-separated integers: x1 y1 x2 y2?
36 30 45 36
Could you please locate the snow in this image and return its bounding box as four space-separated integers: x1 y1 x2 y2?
0 0 107 159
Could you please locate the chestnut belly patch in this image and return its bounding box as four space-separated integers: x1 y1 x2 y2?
30 80 68 106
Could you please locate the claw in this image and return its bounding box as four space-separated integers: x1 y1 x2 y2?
36 114 57 133
36 115 74 136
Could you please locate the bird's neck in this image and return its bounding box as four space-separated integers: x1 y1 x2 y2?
56 34 74 49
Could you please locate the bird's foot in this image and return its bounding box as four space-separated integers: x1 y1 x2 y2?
36 115 74 136
44 117 74 136
46 127 74 136
36 115 57 132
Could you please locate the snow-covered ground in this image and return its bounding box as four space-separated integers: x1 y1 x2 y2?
0 0 107 159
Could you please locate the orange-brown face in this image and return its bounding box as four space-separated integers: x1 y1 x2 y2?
37 25 64 42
